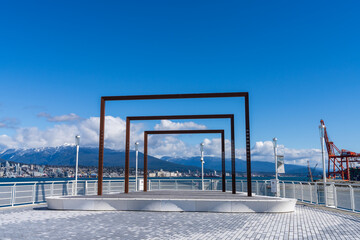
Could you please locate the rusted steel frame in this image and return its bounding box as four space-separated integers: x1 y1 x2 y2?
97 92 251 197
221 130 226 192
97 98 105 195
143 130 225 192
103 92 247 101
125 118 130 192
128 114 234 121
245 94 252 196
231 117 236 194
127 114 234 193
143 132 148 191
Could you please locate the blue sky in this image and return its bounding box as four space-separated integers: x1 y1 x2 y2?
0 1 360 164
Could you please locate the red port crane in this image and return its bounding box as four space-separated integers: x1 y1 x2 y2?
320 120 360 180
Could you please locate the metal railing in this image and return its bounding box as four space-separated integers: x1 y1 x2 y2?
0 179 209 207
1 179 359 212
274 180 360 212
241 180 360 212
0 180 117 207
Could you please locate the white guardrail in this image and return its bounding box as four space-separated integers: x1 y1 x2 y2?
0 179 359 212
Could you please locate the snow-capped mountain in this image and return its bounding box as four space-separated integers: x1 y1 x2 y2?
161 156 321 175
0 146 202 171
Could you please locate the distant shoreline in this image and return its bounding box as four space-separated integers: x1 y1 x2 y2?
0 176 317 182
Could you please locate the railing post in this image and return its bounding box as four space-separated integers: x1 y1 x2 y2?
241 180 243 192
324 183 328 206
11 183 16 207
315 182 318 204
149 180 151 191
350 185 355 212
300 182 303 202
309 183 312 203
333 183 337 208
32 183 36 204
95 180 98 195
71 180 74 196
282 181 286 198
51 182 54 197
108 181 111 194
85 181 88 195
159 179 161 190
175 179 178 190
292 182 296 199
264 181 267 196
256 181 259 195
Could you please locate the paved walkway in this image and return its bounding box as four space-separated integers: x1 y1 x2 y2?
0 204 359 240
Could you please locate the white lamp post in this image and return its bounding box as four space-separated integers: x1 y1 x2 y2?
319 125 328 206
272 138 279 197
135 142 139 191
74 135 80 196
200 143 205 191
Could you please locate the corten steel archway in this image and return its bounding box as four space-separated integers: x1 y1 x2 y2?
143 129 226 192
125 114 235 194
97 92 252 197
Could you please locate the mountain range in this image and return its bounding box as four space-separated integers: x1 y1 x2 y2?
161 156 322 175
0 146 320 175
0 146 202 172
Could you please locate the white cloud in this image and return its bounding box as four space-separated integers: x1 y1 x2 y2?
0 135 18 149
147 136 230 159
154 120 206 130
148 136 193 158
202 138 232 156
37 112 82 122
0 116 322 166
249 141 321 166
0 116 144 150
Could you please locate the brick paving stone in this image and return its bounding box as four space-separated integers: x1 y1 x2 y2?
0 204 359 240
